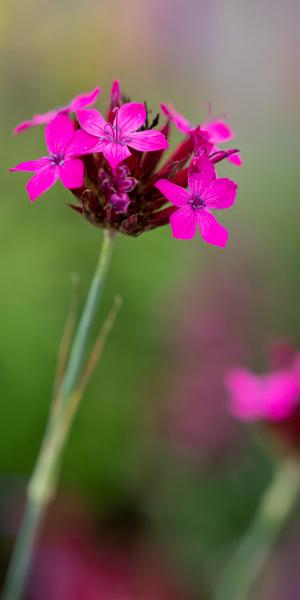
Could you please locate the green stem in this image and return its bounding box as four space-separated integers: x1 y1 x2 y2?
2 230 115 600
214 459 300 600
60 229 115 408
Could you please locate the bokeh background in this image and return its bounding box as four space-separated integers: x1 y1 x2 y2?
1 0 300 598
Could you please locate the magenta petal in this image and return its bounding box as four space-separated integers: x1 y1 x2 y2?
45 114 75 155
64 130 99 158
160 103 191 134
89 140 111 153
13 110 58 135
226 368 300 422
59 159 84 189
197 210 228 247
69 87 101 111
188 172 208 198
128 130 169 152
34 110 59 125
116 102 146 134
202 119 234 144
10 157 50 172
13 120 36 135
26 166 59 202
227 152 243 166
188 153 215 195
263 373 300 420
77 108 106 136
103 142 131 169
155 179 190 207
226 369 266 421
170 206 196 239
204 178 237 209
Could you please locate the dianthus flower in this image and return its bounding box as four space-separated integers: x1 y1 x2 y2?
11 80 240 241
161 102 242 166
10 114 97 201
226 345 300 457
155 152 237 246
226 355 300 422
13 87 101 134
77 102 168 168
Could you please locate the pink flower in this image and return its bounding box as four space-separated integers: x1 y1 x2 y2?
10 114 98 202
161 103 242 166
226 358 300 422
13 87 101 135
155 152 237 247
77 102 169 169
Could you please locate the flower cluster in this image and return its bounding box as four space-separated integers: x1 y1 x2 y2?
11 81 241 246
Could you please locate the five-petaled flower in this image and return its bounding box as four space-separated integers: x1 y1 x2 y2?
77 102 169 169
155 152 237 247
161 103 242 166
10 114 98 202
13 87 101 135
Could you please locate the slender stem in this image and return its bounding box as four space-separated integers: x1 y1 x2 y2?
59 229 115 409
214 459 300 600
2 230 115 600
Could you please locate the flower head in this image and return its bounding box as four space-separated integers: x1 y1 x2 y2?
226 357 300 422
77 102 169 169
10 114 98 201
155 152 237 247
13 87 101 135
11 80 241 241
161 102 242 166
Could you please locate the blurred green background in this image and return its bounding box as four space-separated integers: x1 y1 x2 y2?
1 1 300 597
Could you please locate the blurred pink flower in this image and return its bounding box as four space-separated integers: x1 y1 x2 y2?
226 356 300 422
161 102 242 166
30 541 194 600
13 87 101 134
24 493 195 600
155 152 237 246
77 102 169 169
10 114 97 201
